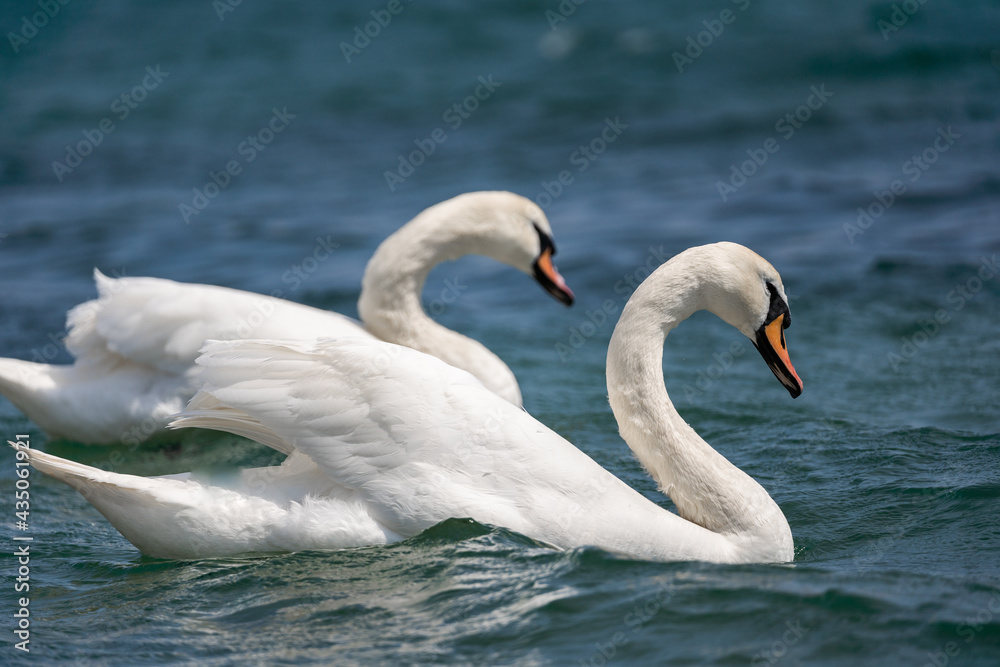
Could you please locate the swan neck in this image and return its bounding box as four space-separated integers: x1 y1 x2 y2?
356 208 522 405
606 261 791 559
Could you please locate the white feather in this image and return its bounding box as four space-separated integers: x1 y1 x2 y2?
0 192 572 443
25 243 799 564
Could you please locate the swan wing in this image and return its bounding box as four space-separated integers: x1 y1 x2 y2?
170 338 626 543
66 271 372 375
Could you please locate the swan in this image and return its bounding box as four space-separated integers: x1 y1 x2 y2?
0 191 574 444
17 242 802 563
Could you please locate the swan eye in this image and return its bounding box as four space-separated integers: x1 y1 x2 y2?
532 223 557 256
764 282 790 328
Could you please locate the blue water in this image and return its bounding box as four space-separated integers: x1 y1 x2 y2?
2 0 1000 664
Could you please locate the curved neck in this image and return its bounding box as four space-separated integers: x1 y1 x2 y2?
357 207 521 406
605 255 792 561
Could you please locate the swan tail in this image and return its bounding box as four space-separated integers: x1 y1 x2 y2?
13 443 276 559
15 444 398 558
12 444 186 556
0 358 63 431
14 443 118 490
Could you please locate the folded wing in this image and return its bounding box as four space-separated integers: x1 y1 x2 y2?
66 270 372 375
170 338 601 541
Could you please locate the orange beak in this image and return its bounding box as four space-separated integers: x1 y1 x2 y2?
753 313 803 398
532 246 575 306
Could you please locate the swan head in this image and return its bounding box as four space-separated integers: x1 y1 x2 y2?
697 242 803 398
426 191 575 306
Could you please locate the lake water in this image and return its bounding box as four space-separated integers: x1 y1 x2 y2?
2 0 999 664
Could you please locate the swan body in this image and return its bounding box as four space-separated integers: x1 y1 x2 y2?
20 242 802 563
0 191 574 444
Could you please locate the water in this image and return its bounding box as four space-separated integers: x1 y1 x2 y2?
2 0 1000 664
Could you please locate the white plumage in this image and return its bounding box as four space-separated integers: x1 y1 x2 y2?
21 242 802 563
0 191 573 444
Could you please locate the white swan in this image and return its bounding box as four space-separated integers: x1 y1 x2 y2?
17 242 802 563
0 191 574 444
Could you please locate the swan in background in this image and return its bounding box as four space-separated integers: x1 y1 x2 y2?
0 191 574 444
19 242 802 563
